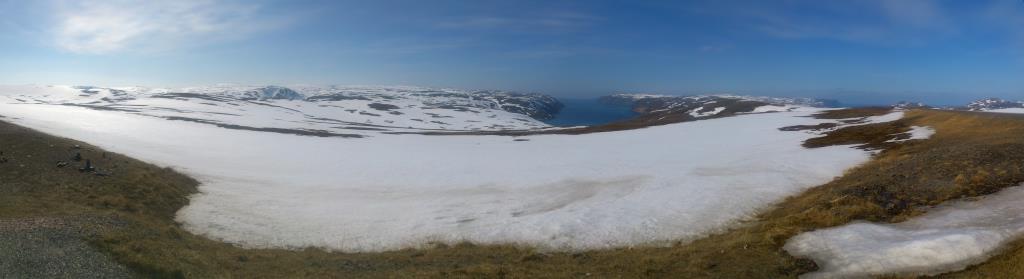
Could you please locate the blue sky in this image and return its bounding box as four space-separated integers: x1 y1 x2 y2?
1 0 1023 104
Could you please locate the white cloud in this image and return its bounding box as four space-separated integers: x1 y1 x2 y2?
51 0 281 54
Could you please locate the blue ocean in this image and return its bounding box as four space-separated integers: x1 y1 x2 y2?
544 98 638 127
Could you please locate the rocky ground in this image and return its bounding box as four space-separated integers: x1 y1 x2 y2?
0 216 133 278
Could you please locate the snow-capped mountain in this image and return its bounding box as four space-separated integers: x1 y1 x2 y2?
597 94 830 124
965 98 1024 111
0 85 564 137
892 101 930 109
601 93 837 109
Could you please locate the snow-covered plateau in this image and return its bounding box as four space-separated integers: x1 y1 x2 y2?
1 85 883 253
0 85 563 137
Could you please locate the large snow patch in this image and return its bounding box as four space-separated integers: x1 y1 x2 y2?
0 103 869 252
984 108 1024 114
785 185 1024 278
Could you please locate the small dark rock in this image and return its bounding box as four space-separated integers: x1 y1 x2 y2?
368 103 401 111
781 258 820 275
79 160 95 173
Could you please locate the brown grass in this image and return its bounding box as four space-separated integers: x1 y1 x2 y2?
811 107 894 119
5 109 1024 278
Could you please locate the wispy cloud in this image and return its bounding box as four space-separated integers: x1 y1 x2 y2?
50 0 287 54
435 12 602 33
701 0 956 46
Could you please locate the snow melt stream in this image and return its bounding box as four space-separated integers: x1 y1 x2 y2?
0 103 870 252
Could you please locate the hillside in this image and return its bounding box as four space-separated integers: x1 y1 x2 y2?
0 91 870 254
0 85 564 136
6 100 1024 277
6 90 1024 276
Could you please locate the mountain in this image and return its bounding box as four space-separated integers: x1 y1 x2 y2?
0 85 566 137
892 101 930 109
598 93 831 107
243 86 304 100
469 90 564 121
597 94 828 121
299 86 563 121
965 97 1024 111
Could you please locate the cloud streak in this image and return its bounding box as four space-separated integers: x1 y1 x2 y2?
698 0 956 46
435 12 603 33
51 0 285 54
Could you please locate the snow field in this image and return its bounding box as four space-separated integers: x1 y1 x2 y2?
0 101 871 252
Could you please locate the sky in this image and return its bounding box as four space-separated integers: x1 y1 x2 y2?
0 0 1023 105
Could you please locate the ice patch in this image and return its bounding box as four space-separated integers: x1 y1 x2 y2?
785 185 1024 278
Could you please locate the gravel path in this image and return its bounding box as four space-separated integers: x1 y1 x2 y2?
0 217 134 279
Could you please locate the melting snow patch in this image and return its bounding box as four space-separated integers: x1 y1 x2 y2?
0 102 873 253
785 185 1024 278
689 106 725 117
887 126 936 143
859 111 904 124
751 105 799 113
830 110 905 126
984 108 1024 114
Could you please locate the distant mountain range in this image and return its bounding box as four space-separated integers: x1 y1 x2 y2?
962 98 1024 111
10 84 1024 139
0 85 567 137
888 97 1024 112
600 93 839 108
594 94 835 126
